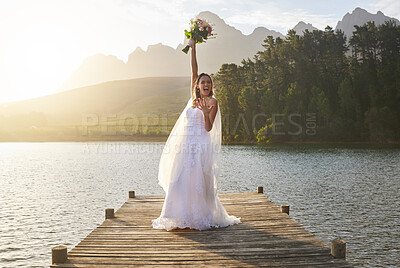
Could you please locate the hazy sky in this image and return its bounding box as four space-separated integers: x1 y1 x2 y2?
0 0 399 103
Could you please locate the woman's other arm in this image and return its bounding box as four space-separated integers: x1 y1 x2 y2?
199 98 217 132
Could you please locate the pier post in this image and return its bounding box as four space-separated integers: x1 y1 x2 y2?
105 208 115 219
52 246 67 264
281 205 290 214
257 186 263 194
129 190 136 198
331 239 346 259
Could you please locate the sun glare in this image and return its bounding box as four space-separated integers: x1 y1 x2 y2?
4 23 80 101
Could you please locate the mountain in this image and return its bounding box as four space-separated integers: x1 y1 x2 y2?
292 21 319 35
59 54 132 92
58 11 285 92
335 7 399 39
60 9 399 92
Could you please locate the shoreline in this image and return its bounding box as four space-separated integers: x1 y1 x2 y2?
0 137 399 146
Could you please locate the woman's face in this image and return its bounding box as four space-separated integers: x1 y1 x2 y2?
198 76 212 97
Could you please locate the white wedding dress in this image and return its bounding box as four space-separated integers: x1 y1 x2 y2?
152 97 241 231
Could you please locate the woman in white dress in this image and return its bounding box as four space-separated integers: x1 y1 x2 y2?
152 39 241 231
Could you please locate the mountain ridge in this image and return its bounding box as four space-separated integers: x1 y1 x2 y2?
335 7 399 40
58 10 285 91
58 7 399 93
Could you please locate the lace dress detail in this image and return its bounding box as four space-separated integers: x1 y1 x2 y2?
152 107 241 231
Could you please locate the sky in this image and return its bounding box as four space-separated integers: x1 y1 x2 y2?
0 0 399 103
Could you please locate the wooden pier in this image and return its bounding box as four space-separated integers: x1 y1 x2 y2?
51 189 352 267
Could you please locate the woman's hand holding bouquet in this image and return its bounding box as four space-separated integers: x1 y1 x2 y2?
182 18 214 54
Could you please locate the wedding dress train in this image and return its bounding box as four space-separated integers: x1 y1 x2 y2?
152 98 241 231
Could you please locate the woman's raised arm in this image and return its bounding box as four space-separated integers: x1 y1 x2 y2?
189 39 198 94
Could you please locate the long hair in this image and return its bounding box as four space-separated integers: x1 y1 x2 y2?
191 73 214 108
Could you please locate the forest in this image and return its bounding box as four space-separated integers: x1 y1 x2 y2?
213 20 400 143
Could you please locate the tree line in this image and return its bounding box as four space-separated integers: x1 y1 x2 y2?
213 20 400 143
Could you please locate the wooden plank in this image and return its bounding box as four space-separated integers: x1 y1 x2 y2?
50 192 352 267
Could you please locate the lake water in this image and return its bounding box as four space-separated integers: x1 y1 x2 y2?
0 142 399 267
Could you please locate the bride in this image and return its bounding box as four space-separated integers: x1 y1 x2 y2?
152 39 241 231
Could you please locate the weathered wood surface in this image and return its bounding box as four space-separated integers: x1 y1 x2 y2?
51 192 352 267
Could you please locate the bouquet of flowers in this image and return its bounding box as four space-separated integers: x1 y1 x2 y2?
182 18 214 54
